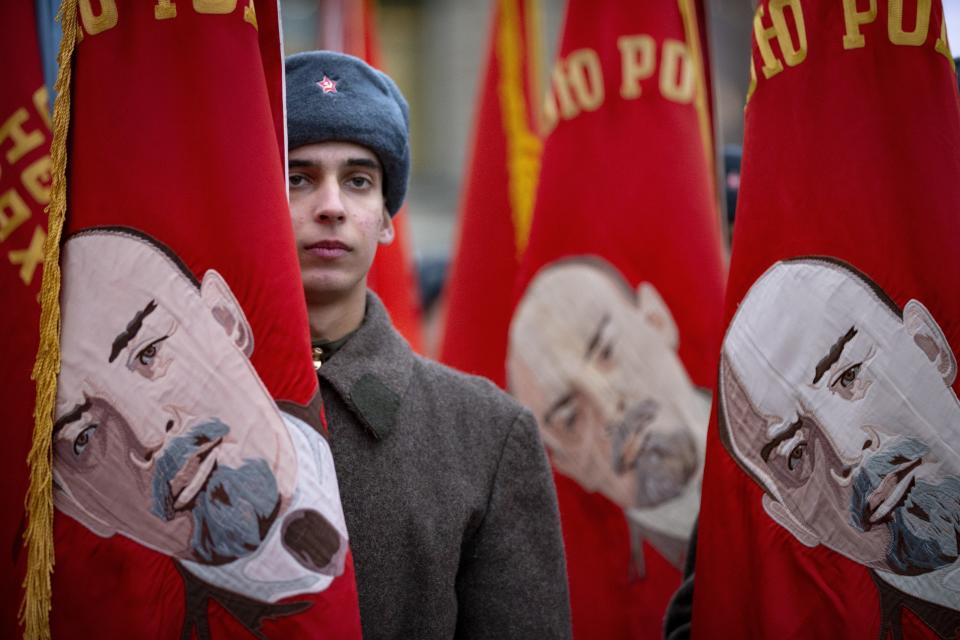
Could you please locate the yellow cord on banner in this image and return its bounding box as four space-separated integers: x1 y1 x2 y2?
22 0 79 638
497 0 543 258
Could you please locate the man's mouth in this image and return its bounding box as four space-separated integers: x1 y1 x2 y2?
866 457 923 524
305 239 351 259
169 436 222 510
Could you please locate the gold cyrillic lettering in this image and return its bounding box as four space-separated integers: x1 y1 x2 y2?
79 0 119 35
618 35 655 99
21 156 52 205
565 49 604 113
770 0 807 67
0 189 31 242
9 226 45 285
888 0 931 46
154 0 177 20
0 108 44 165
842 0 877 49
551 63 578 121
659 39 694 103
193 0 237 14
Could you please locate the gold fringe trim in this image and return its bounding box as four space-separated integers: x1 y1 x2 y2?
496 0 543 258
22 1 80 638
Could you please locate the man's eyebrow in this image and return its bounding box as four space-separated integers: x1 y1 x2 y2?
109 299 157 363
288 159 316 169
544 392 574 425
585 315 610 359
53 399 92 438
812 326 858 384
345 158 381 171
760 417 803 462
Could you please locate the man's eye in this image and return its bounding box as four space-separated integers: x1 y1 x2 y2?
837 364 861 389
347 176 371 189
289 174 308 188
787 442 805 471
74 425 97 456
136 337 166 366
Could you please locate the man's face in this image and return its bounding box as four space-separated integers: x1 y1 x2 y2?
55 231 297 564
722 260 960 575
288 141 394 306
508 261 705 519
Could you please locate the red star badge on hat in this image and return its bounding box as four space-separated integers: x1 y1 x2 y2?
317 76 337 94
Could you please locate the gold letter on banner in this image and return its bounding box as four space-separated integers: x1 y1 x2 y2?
619 35 656 99
22 156 53 206
0 108 44 165
194 0 237 14
9 226 46 285
154 0 177 20
0 189 31 242
770 0 807 67
753 5 785 79
888 0 931 46
842 0 878 49
566 49 604 113
660 39 694 103
78 0 118 35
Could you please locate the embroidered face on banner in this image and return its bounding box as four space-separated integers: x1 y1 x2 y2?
508 258 708 551
54 227 348 608
719 258 960 610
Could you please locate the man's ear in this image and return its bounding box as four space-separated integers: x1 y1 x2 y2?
636 282 679 351
53 475 116 539
200 269 254 358
378 208 395 246
904 300 957 386
762 494 820 548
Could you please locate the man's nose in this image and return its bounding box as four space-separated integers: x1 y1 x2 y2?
311 180 347 224
573 365 624 424
829 424 880 484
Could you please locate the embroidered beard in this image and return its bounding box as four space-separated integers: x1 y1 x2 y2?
850 437 960 575
152 419 281 564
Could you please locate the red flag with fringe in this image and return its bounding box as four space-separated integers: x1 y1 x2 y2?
0 2 52 636
507 0 725 637
33 2 362 637
694 1 960 638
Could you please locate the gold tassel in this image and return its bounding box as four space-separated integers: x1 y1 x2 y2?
22 0 80 638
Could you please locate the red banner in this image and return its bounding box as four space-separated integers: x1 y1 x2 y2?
0 3 52 636
694 2 960 638
440 0 544 384
47 2 361 637
507 1 726 637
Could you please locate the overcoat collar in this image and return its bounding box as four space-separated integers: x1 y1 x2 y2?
316 291 414 441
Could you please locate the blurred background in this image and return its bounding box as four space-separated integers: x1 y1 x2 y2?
279 0 960 354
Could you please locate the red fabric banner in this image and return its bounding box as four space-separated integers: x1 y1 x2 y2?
694 2 960 638
508 1 726 637
0 3 52 636
47 2 361 637
440 0 544 384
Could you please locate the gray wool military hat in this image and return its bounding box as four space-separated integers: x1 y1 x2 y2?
285 51 410 216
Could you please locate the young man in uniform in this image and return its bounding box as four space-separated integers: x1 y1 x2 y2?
284 51 571 639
